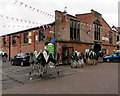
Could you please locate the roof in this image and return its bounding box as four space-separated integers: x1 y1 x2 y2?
0 22 55 37
55 10 77 18
76 9 112 29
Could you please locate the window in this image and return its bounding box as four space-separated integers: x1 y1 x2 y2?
28 32 32 44
39 29 46 42
3 37 6 46
12 36 16 45
117 35 120 42
109 31 113 44
70 20 80 40
24 32 28 43
94 25 100 40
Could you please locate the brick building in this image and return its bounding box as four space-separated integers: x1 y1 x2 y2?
0 9 117 64
117 27 120 49
55 9 117 64
111 26 120 50
0 22 55 60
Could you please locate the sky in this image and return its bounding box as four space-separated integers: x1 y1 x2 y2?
0 0 119 36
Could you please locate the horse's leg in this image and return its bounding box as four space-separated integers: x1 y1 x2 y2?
71 60 75 68
38 63 43 77
30 63 35 75
71 60 73 68
34 64 37 74
46 63 49 74
55 62 59 76
90 59 92 66
43 65 47 74
29 63 32 75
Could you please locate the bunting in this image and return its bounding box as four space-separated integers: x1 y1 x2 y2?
0 14 41 25
5 36 9 41
14 0 55 18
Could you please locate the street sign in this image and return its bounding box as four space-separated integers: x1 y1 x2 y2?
51 38 56 43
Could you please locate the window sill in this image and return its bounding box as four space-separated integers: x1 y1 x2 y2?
1 45 8 47
94 40 102 43
12 44 17 47
35 41 47 44
21 43 31 46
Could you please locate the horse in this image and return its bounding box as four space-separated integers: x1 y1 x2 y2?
29 50 60 77
29 51 40 75
86 51 97 66
71 51 78 68
71 51 85 68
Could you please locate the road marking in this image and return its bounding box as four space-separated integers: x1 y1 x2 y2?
0 71 8 75
29 78 42 81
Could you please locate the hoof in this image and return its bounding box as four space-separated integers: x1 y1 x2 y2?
39 74 42 77
57 71 59 75
82 65 83 68
29 72 31 75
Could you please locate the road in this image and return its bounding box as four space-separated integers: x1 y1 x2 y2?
1 60 119 95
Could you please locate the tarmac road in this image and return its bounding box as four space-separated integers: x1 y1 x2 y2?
1 61 80 90
2 61 118 95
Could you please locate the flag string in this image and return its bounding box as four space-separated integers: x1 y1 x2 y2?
14 0 55 18
0 14 41 25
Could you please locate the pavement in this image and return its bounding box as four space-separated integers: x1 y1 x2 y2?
1 60 119 95
1 60 82 90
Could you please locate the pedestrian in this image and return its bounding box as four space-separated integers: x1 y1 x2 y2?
97 51 104 63
2 52 8 62
85 50 90 65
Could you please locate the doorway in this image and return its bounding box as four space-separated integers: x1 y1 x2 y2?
62 47 74 64
94 44 101 54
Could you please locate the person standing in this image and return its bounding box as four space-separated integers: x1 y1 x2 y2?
97 51 104 63
2 52 8 62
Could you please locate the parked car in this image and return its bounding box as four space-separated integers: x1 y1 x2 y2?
103 53 120 62
11 53 32 66
115 50 120 54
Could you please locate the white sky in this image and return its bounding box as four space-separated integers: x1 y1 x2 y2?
0 0 119 36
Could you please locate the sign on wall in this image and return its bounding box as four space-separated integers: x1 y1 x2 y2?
102 37 109 41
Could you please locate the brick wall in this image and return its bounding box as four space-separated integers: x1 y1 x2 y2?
55 10 117 60
0 24 55 59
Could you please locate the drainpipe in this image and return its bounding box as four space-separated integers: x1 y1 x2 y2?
8 35 11 61
19 34 21 53
34 31 35 51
